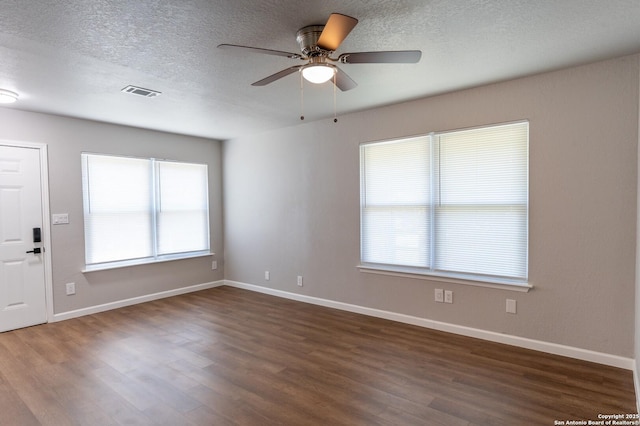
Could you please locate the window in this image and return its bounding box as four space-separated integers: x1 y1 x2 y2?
81 153 210 270
360 121 528 285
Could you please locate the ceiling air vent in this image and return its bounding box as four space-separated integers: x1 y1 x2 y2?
121 85 161 98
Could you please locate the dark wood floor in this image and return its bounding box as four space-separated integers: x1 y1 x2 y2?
0 286 636 425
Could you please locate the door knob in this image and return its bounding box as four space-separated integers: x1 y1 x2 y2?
26 248 42 254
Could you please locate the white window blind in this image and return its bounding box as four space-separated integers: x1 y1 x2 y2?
360 121 528 283
361 136 431 268
156 161 209 256
82 153 210 268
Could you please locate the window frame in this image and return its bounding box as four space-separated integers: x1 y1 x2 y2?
81 152 211 272
358 121 530 291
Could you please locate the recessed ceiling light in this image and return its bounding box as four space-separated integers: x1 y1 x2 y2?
0 89 18 104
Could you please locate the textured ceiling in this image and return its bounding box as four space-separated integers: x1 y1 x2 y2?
0 0 639 140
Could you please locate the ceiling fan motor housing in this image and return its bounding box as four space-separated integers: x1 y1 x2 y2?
296 25 327 56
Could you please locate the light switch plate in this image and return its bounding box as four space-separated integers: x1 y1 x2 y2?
52 213 69 225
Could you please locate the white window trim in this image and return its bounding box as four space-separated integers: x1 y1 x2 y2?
81 152 211 271
359 121 529 289
82 251 213 273
357 264 532 292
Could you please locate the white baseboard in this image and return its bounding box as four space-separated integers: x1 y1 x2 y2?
52 281 225 322
225 280 635 371
49 278 635 372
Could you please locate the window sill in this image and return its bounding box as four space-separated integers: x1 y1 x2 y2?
357 264 532 293
82 252 214 273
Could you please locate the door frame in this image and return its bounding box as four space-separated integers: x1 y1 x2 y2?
0 139 54 323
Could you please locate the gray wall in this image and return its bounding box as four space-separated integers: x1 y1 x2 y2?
0 54 636 360
223 55 639 358
0 108 224 314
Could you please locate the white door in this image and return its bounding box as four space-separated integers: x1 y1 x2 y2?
0 145 47 332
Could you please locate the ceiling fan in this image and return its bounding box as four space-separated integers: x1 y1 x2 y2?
218 13 422 91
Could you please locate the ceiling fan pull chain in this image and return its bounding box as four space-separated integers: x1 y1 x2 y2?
300 72 305 120
333 72 338 123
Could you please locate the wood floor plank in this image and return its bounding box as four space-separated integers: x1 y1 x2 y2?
0 348 75 425
0 286 635 425
0 370 41 426
184 404 236 426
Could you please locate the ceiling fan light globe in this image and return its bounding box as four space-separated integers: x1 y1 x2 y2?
302 65 335 84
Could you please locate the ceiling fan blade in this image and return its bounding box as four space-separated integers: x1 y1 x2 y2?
252 66 303 86
333 67 357 91
317 13 358 51
218 44 302 59
339 50 422 64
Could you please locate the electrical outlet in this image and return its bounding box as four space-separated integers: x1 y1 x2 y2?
435 288 444 303
265 271 270 281
297 276 303 287
506 299 517 314
211 260 217 270
444 290 453 304
65 282 76 295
